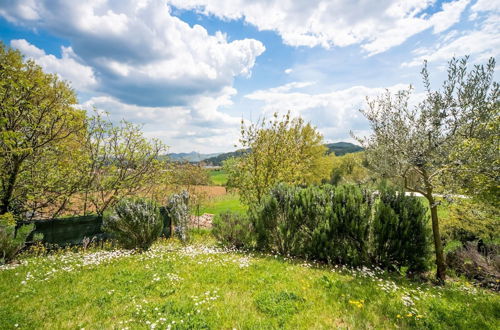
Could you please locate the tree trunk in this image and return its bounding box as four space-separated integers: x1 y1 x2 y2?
1 159 21 214
427 194 446 283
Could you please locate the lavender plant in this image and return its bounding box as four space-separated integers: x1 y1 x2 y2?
167 191 190 242
103 198 162 250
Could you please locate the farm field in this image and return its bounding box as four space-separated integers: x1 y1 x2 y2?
209 170 229 186
1 237 499 329
194 192 246 215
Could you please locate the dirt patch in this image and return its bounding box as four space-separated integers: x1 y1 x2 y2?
189 213 214 229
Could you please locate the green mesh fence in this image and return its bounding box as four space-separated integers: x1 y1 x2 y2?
18 206 172 246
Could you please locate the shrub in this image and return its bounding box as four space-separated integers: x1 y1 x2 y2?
212 211 253 248
167 191 190 242
309 184 371 266
371 188 430 273
0 212 35 264
103 198 162 250
251 184 328 255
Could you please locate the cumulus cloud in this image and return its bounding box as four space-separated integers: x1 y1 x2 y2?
246 82 415 142
1 0 265 107
169 0 470 55
82 87 242 153
10 39 97 90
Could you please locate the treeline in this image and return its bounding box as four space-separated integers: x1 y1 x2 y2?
203 142 362 166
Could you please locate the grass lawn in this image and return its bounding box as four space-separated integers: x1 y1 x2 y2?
1 236 499 329
195 192 246 215
209 170 228 186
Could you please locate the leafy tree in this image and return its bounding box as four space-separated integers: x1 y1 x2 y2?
357 57 498 282
0 42 86 216
81 112 167 215
228 112 334 206
329 152 372 185
446 113 499 205
442 199 499 243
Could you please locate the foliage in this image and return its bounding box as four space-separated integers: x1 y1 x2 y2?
171 163 210 216
0 43 169 218
356 56 499 282
251 184 328 256
212 211 254 248
250 184 432 270
444 82 499 206
167 191 190 242
103 198 162 250
309 185 371 266
171 163 210 187
372 188 430 273
442 198 500 243
81 113 168 215
251 184 372 266
0 42 86 217
227 112 334 206
329 152 372 185
0 213 35 264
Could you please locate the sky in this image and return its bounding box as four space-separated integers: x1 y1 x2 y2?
0 0 499 153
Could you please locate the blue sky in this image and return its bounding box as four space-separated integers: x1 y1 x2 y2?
0 0 498 153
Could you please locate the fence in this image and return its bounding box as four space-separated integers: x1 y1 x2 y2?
17 206 172 247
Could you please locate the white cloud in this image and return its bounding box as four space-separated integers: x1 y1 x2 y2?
82 87 242 153
403 13 500 67
169 0 470 55
245 82 414 141
10 39 97 90
1 0 265 107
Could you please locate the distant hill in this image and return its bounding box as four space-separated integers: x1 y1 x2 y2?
202 149 249 166
202 142 363 166
325 142 364 156
166 151 221 162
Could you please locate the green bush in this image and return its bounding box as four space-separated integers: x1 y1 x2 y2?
371 188 430 273
309 185 371 266
0 212 35 264
249 184 431 271
212 211 253 248
251 184 371 265
251 184 328 255
103 198 162 250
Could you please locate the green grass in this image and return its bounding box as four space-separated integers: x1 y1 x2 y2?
209 170 228 186
195 193 246 215
1 237 499 329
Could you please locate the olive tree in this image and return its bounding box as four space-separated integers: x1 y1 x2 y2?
356 57 498 282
